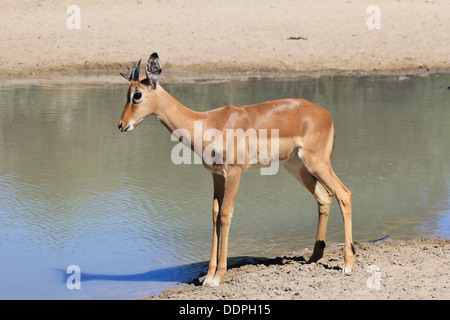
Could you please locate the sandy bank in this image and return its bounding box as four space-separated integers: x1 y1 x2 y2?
1 0 449 79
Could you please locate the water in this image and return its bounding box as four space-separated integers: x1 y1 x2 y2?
0 74 449 299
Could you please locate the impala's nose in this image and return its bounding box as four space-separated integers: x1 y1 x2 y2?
118 121 133 132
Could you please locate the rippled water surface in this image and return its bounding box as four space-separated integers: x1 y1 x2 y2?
0 74 449 299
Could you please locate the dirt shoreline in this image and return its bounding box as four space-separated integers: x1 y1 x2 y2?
2 67 450 87
149 237 450 300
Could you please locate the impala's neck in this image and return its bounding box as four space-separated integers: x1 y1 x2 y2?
154 85 205 146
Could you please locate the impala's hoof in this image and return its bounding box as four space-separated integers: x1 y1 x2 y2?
203 275 221 287
342 243 355 273
342 266 352 274
210 278 221 287
202 277 213 287
202 275 222 286
342 258 354 273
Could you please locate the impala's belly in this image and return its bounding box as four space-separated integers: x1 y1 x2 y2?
201 135 300 176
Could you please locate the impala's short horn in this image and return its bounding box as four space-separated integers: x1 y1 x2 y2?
120 72 131 81
129 59 142 82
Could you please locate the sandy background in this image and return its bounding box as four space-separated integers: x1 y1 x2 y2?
1 0 449 78
2 1 449 300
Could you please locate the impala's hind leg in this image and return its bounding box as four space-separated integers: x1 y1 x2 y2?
300 150 355 273
284 156 333 263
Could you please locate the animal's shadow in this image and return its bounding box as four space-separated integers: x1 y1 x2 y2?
59 255 340 286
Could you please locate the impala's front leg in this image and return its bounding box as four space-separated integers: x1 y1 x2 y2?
203 174 224 286
204 167 242 287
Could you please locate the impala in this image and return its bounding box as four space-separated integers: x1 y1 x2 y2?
118 53 355 286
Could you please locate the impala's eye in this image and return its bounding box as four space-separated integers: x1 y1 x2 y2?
133 91 142 103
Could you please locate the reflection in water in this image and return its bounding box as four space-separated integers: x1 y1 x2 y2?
0 74 449 299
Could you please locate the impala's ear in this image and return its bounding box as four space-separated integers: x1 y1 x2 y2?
120 72 131 81
145 52 162 89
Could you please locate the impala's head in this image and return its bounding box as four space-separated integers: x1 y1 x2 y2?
118 52 162 132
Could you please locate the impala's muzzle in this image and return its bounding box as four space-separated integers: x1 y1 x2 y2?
118 122 134 132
